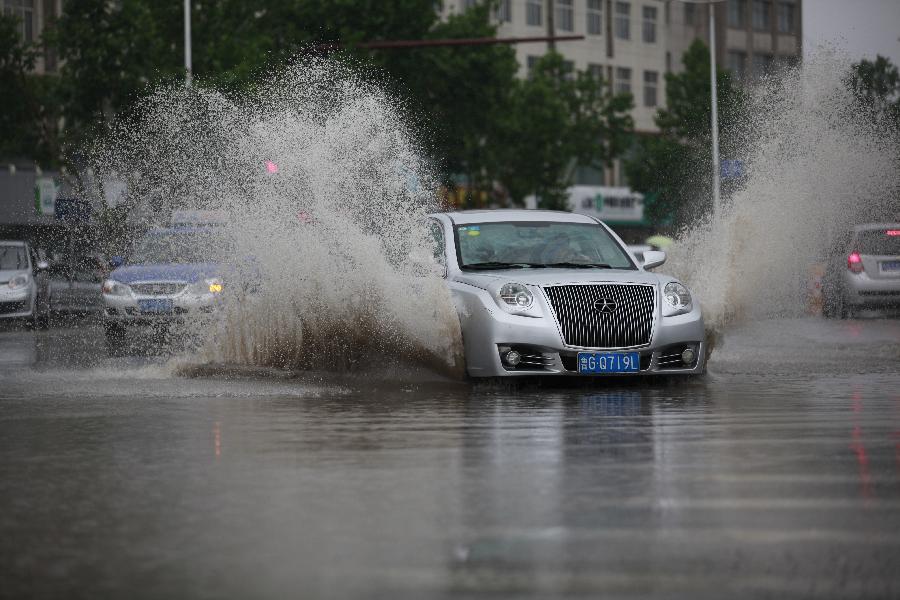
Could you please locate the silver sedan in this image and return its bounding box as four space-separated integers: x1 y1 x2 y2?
428 210 705 377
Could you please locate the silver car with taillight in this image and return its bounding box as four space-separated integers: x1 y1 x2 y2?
823 223 900 318
427 210 705 377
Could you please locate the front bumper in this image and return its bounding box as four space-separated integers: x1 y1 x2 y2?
102 290 223 325
453 282 705 377
0 286 34 319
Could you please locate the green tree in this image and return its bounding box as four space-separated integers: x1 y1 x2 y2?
497 52 634 209
0 13 59 164
850 55 900 130
625 39 743 228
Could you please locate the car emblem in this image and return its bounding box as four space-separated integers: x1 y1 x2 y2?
593 298 618 314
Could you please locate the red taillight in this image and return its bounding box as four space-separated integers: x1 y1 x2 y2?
887 230 900 236
847 252 864 273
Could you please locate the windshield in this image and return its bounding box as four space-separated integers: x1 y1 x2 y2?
855 230 900 255
0 245 28 271
130 232 231 265
455 221 635 270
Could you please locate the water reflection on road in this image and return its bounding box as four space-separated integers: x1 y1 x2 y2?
0 317 899 598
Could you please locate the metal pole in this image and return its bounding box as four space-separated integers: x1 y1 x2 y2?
709 2 721 220
184 0 192 86
547 0 555 52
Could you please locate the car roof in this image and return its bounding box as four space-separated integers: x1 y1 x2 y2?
852 223 900 232
0 240 27 246
433 209 598 225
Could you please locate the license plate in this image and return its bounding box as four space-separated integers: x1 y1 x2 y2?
577 352 640 374
138 299 174 314
881 261 900 272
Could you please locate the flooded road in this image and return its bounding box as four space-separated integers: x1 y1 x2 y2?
1 317 899 599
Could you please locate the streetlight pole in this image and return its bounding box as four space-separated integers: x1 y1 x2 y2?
708 2 720 221
184 0 192 87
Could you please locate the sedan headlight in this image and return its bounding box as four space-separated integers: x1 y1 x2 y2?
102 279 132 296
191 278 224 295
8 274 29 290
499 282 533 309
493 282 542 318
663 281 692 316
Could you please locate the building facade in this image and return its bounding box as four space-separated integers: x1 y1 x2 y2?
2 0 64 74
668 0 802 83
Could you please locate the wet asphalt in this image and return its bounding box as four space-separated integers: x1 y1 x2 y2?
1 315 899 599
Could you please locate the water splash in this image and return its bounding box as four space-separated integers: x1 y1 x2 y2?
88 57 464 378
668 50 899 331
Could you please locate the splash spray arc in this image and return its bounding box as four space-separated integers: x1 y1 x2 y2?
89 57 465 377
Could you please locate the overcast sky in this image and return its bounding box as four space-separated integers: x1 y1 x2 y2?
803 0 900 65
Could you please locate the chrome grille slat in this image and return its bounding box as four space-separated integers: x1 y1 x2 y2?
543 284 655 349
131 282 187 296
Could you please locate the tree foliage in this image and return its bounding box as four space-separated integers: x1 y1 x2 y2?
850 55 900 131
496 52 634 208
624 39 743 228
4 0 635 207
0 13 59 164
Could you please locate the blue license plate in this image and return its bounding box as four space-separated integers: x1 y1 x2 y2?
138 299 174 314
881 261 900 271
577 352 640 374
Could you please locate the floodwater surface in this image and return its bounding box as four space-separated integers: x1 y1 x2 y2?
1 316 899 599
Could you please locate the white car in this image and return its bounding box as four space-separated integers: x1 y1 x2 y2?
0 240 50 328
428 210 705 377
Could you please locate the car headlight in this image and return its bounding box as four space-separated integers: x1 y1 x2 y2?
191 278 224 295
500 282 533 309
8 274 29 290
102 279 132 296
663 281 692 315
493 282 542 318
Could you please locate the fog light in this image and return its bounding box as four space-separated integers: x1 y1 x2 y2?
504 350 522 366
681 347 696 365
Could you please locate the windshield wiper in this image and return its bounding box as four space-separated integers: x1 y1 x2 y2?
541 262 613 269
463 262 533 270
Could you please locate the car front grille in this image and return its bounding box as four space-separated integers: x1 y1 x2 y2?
543 283 655 349
131 282 186 296
0 300 27 315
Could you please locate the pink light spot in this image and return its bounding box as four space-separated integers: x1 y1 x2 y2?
265 161 279 173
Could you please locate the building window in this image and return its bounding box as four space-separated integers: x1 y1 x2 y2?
588 63 605 83
461 0 478 10
752 0 771 30
685 4 696 25
557 0 574 32
727 50 746 80
752 53 772 78
642 5 657 44
776 1 794 33
615 2 630 40
526 0 542 26
587 0 603 35
2 0 35 43
527 55 540 76
643 70 658 107
562 59 575 80
615 67 632 94
493 0 512 22
727 0 746 28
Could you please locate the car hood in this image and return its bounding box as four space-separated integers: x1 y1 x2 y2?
110 263 221 284
453 268 667 290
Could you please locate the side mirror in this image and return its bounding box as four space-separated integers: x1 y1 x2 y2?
36 260 49 271
642 250 666 270
407 251 446 278
110 256 125 268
